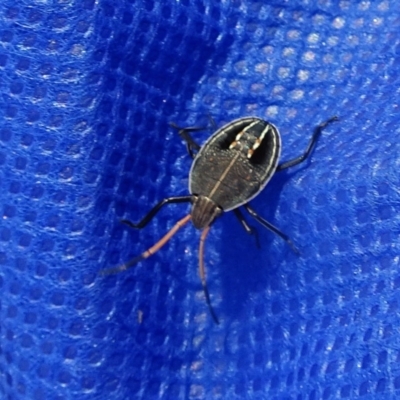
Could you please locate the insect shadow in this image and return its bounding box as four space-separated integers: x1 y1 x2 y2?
217 166 303 320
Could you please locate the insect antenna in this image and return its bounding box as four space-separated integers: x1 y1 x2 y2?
101 214 192 275
199 225 220 324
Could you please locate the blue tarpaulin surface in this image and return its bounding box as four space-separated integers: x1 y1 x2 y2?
1 1 400 399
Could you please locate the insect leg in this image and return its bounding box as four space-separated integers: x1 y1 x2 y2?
277 116 338 171
121 196 192 229
199 226 220 324
169 122 204 158
244 204 299 254
233 209 260 248
101 214 192 275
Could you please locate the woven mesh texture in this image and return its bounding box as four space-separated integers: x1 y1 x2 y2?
1 1 400 399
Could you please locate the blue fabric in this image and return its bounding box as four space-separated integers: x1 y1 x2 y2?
1 1 400 399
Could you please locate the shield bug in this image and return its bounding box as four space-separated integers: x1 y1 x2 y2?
102 116 338 323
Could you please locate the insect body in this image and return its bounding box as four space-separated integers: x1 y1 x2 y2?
190 118 280 228
102 116 338 323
